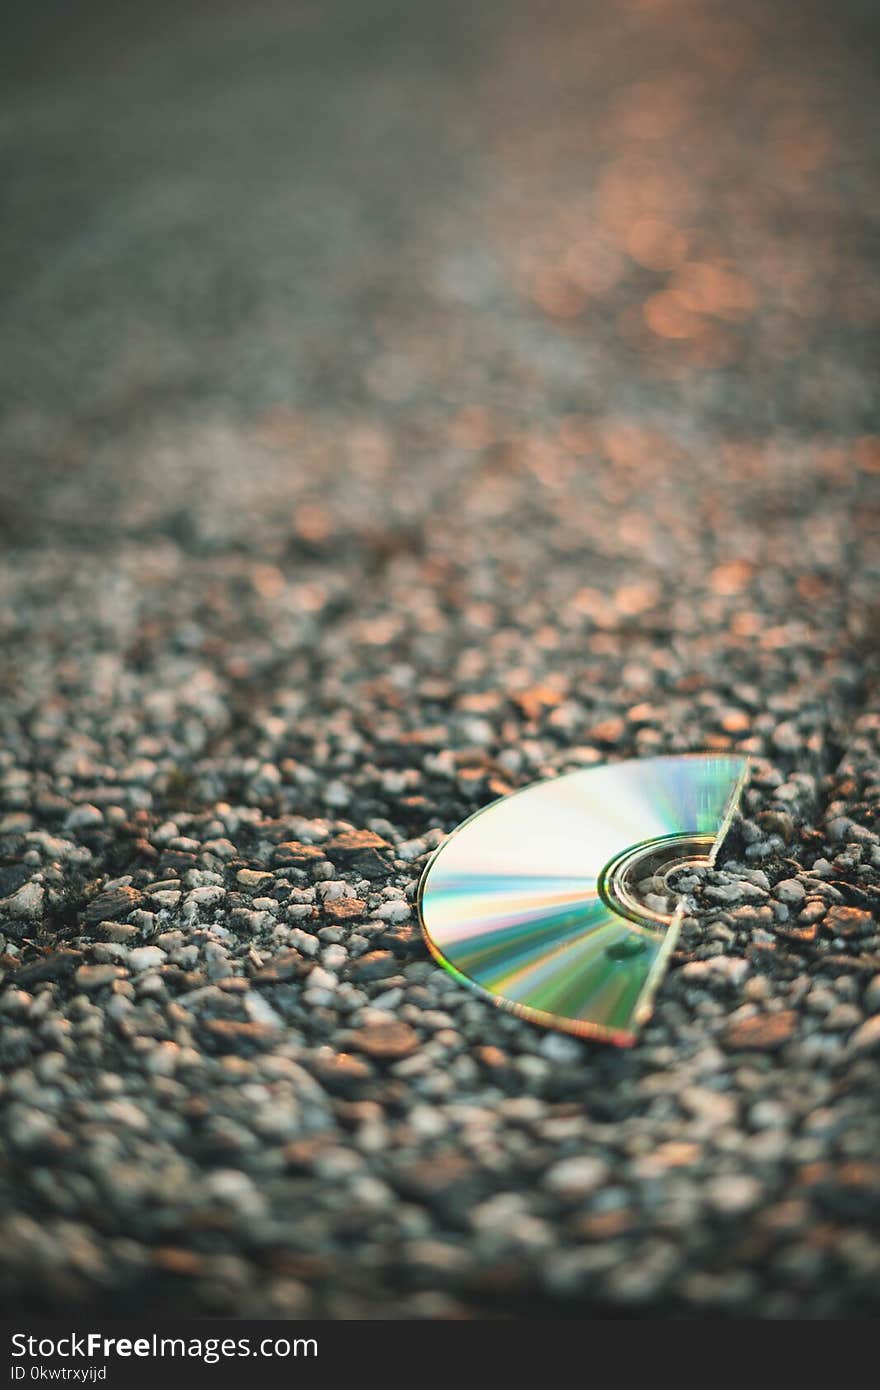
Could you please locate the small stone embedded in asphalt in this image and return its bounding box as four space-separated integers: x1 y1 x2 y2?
307 1051 374 1096
347 1020 421 1060
824 906 875 938
775 878 807 905
82 886 142 925
848 1016 880 1055
74 963 125 991
236 869 273 891
324 897 367 922
0 879 45 921
11 951 81 986
326 829 390 856
347 950 399 982
543 1155 609 1197
128 945 166 972
707 1174 764 1215
722 1011 798 1051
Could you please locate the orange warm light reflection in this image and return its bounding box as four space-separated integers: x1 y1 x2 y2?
477 1 874 379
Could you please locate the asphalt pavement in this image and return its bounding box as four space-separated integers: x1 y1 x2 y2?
1 0 879 1317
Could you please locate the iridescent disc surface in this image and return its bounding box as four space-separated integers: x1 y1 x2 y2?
418 753 748 1045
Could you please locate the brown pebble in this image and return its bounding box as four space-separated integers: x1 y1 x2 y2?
588 716 626 743
324 897 366 922
720 709 750 733
396 1151 474 1196
153 1247 204 1276
13 951 81 986
572 1209 635 1240
236 868 273 889
347 1019 420 1059
200 1019 276 1050
74 963 124 990
251 950 307 983
475 1045 509 1069
347 950 397 982
273 841 327 866
308 1051 373 1096
282 1135 336 1171
326 829 389 854
824 906 875 938
722 1010 796 1051
775 922 819 944
82 886 142 925
837 1160 880 1188
513 685 563 721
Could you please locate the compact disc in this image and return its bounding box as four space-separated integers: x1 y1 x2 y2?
418 753 748 1045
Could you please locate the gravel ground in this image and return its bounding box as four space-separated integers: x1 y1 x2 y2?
1 0 879 1318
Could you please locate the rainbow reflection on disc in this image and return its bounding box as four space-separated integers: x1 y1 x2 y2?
418 753 748 1046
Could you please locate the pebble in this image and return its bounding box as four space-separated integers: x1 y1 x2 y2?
243 993 283 1028
681 957 749 985
864 975 880 1015
722 1012 796 1051
347 1020 420 1060
369 987 404 1011
74 964 124 991
538 1031 584 1063
848 1016 880 1056
824 906 874 938
680 1087 738 1129
775 878 806 905
83 887 142 926
706 1175 763 1215
64 805 103 831
543 1155 608 1197
0 880 44 921
236 870 273 891
152 890 181 910
370 900 411 923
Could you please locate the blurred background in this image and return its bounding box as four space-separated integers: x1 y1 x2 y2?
1 0 879 1318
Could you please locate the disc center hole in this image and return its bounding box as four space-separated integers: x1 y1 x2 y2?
662 858 710 893
599 834 716 931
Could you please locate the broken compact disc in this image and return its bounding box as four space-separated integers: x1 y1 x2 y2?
417 753 748 1045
